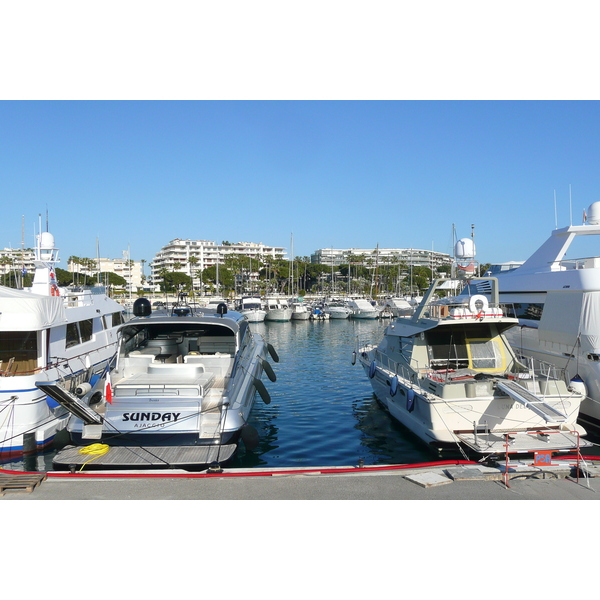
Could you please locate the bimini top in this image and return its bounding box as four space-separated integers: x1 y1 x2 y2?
0 285 66 331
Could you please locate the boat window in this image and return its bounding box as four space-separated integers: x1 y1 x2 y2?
467 338 504 370
79 319 93 342
426 329 469 368
66 322 80 348
503 302 543 321
425 324 506 371
0 331 38 375
112 311 125 326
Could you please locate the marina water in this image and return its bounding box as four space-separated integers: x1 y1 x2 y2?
5 318 600 472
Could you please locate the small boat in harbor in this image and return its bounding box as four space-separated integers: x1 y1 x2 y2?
322 299 352 320
356 275 589 456
237 296 266 323
381 297 414 318
347 298 379 319
42 296 278 470
264 297 293 322
290 298 311 321
1 229 124 460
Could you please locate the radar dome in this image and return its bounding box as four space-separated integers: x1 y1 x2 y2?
587 202 600 225
39 232 55 248
133 298 152 317
455 237 476 259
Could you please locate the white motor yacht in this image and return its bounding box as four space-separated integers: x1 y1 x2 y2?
347 298 379 319
43 296 279 470
467 201 600 430
264 297 293 322
238 296 266 323
356 276 588 455
290 298 310 320
1 229 124 460
382 297 414 318
322 300 352 319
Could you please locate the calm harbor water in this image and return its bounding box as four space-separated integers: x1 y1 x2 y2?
5 317 600 472
234 318 441 468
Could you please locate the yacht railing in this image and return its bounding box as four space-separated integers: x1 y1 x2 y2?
512 352 572 390
362 342 571 398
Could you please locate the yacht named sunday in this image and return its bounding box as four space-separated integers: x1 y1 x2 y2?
43 296 278 470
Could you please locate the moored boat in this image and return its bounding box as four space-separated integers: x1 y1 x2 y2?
469 201 600 431
347 298 379 319
264 297 293 322
323 300 352 319
1 229 124 460
43 296 279 470
381 297 414 318
237 296 266 323
356 275 588 456
290 298 310 320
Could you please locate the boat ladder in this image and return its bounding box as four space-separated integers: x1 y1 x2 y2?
496 379 567 424
36 381 104 426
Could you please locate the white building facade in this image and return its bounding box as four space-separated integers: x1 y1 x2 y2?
150 239 286 286
69 256 145 292
311 247 452 270
0 247 35 285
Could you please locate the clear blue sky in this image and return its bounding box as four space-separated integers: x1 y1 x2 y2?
2 100 599 267
2 4 600 269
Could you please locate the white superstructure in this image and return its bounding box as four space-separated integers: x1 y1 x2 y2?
1 229 124 460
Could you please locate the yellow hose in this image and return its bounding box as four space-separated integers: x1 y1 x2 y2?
77 443 110 471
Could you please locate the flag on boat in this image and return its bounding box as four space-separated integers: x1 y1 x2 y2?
104 372 113 404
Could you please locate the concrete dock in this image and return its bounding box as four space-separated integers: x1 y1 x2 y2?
2 459 600 500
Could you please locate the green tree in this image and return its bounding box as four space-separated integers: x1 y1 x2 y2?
162 271 192 292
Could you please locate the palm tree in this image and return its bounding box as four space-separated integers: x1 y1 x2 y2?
188 255 199 296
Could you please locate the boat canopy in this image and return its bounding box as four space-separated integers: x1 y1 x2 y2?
538 290 600 351
0 286 66 331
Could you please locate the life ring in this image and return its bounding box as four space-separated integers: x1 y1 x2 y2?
369 361 377 378
468 294 488 314
406 388 416 412
390 376 399 397
50 284 60 297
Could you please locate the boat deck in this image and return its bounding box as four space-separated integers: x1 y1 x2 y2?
456 429 590 454
52 444 237 470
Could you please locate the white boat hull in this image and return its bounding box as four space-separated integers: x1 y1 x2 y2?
241 309 267 322
359 352 585 450
291 310 310 320
265 308 293 322
325 307 351 319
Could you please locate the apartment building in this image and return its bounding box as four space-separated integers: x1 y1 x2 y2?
149 239 286 284
310 247 452 269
